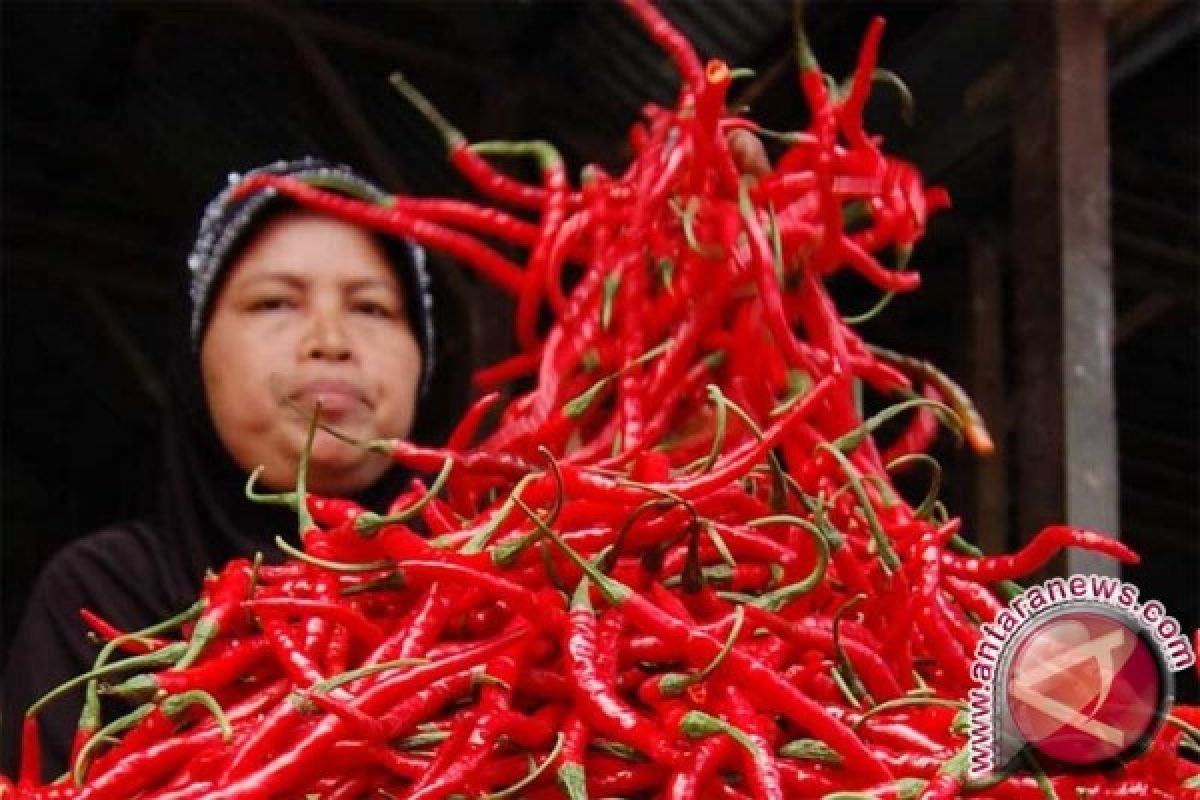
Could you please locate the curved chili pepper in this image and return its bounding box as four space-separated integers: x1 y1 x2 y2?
720 683 786 800
78 610 169 656
231 173 525 294
941 524 1139 582
388 196 542 247
473 350 542 391
389 72 580 212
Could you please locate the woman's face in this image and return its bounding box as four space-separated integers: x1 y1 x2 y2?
201 209 421 495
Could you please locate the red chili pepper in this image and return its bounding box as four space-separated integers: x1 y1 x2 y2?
665 735 733 800
445 391 502 451
175 559 254 669
17 716 41 789
78 610 169 655
389 559 568 634
231 173 525 294
838 17 887 155
389 72 580 213
472 350 542 391
45 6 1185 798
251 599 383 649
739 605 902 702
470 141 569 353
543 207 595 317
620 0 704 92
941 524 1139 582
719 683 786 800
912 529 973 689
388 196 542 248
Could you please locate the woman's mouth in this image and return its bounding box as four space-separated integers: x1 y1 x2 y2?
288 380 368 417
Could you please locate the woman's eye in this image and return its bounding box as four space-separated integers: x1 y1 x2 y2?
354 301 395 318
248 297 295 312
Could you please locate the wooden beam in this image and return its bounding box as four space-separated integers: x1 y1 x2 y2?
967 227 1008 557
1011 2 1119 577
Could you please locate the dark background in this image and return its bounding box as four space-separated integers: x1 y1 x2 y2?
2 1 1196 698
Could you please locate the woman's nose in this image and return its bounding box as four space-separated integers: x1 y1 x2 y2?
302 307 352 362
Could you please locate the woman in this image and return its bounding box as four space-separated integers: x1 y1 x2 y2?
1 158 471 780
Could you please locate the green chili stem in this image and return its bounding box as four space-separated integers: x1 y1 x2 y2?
832 593 871 707
161 690 233 741
851 695 965 732
844 245 912 325
703 521 738 569
680 711 769 775
484 733 565 800
243 466 296 507
313 658 429 694
741 514 831 610
816 443 900 573
834 395 961 454
459 473 539 555
600 270 620 332
72 703 155 785
29 643 187 718
687 385 729 475
274 536 393 573
295 405 320 535
76 598 204 738
395 730 451 751
778 737 841 765
355 457 454 533
1020 749 1060 800
469 139 563 173
556 761 588 800
885 453 943 519
389 72 465 149
564 339 671 417
516 497 629 606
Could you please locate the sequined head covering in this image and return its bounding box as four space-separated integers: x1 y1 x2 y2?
186 157 436 396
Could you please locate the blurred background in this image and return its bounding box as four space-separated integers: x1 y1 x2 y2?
2 1 1196 698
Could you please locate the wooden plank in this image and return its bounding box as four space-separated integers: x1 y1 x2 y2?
967 227 1008 557
1011 2 1119 578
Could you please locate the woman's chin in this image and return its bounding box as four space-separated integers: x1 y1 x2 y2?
306 445 386 494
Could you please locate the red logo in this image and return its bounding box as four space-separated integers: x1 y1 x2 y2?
1003 609 1167 768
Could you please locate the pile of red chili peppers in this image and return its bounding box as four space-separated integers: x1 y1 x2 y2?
7 1 1199 798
